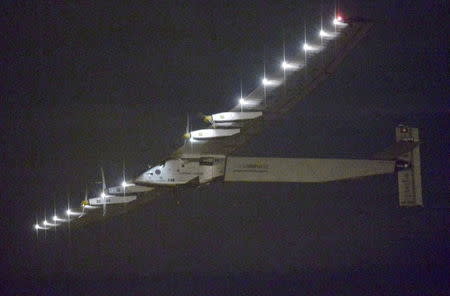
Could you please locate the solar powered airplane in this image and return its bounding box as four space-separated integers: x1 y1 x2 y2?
34 15 423 231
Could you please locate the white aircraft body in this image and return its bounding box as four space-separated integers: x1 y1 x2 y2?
34 16 423 232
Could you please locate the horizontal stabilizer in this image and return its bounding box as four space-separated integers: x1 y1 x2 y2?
225 157 395 183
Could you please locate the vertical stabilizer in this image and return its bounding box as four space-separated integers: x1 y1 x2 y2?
396 125 423 207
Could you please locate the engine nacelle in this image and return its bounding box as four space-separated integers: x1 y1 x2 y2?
204 112 262 123
107 183 153 195
186 128 240 140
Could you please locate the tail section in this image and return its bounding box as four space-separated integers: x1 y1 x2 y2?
374 125 423 206
223 124 423 207
395 125 423 207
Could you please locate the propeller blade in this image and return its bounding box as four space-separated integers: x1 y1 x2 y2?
122 159 126 197
53 201 57 231
82 184 88 213
101 167 106 192
197 112 214 125
100 167 106 216
184 113 190 145
196 112 205 120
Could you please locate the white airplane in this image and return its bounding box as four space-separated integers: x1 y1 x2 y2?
34 16 423 231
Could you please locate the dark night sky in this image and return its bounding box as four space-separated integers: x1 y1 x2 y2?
1 1 448 294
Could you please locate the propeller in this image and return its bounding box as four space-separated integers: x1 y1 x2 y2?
121 159 127 198
100 167 107 216
53 201 58 233
198 112 213 125
44 209 47 238
182 113 191 144
81 184 99 211
34 214 39 237
81 185 89 213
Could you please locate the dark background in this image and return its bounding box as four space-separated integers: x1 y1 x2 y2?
1 1 448 294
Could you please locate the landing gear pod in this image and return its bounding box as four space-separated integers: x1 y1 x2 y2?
204 112 263 123
89 195 137 206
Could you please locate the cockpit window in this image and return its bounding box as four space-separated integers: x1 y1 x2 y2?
155 169 161 175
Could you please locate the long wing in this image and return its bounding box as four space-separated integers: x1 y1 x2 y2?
63 189 170 228
170 18 373 158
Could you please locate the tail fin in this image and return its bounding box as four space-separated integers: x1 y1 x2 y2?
395 125 423 207
373 125 423 206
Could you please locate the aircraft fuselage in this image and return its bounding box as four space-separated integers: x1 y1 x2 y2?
134 155 226 187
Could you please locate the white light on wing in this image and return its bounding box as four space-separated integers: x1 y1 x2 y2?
53 215 67 222
43 220 58 227
34 224 49 230
66 209 82 216
333 16 347 27
303 42 323 53
239 97 259 107
319 29 333 38
261 77 279 86
303 43 314 51
281 61 299 70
